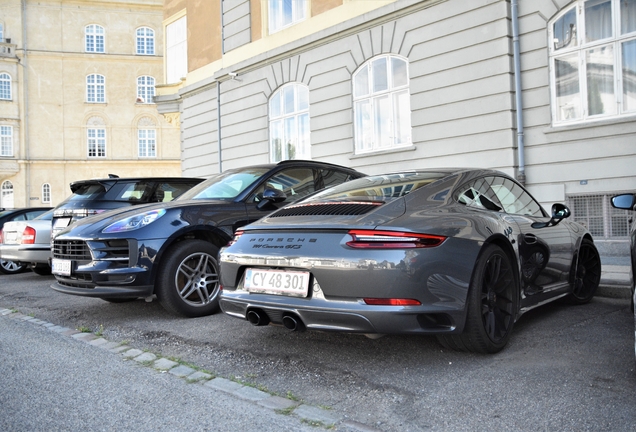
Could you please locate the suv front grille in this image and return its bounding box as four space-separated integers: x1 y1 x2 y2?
271 201 383 217
53 240 91 260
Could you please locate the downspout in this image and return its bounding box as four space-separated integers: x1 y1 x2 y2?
22 0 31 205
511 0 525 185
217 80 222 173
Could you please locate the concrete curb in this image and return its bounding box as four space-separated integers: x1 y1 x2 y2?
0 307 374 431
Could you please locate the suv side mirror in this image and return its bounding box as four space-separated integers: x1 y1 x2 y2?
611 193 636 210
532 203 571 229
256 188 287 210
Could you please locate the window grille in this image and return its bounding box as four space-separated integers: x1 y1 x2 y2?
567 194 632 239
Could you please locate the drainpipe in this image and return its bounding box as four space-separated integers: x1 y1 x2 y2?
217 80 222 173
511 0 525 185
22 0 31 205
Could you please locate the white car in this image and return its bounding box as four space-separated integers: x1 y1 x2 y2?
0 209 54 275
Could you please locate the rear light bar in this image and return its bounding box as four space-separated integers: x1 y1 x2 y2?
346 230 446 249
53 209 105 218
227 230 244 247
363 298 422 306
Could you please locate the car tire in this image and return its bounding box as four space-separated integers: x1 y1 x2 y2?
155 239 221 318
437 244 517 354
564 238 601 305
31 263 52 276
0 259 28 275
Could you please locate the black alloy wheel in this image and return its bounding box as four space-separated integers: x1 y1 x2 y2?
565 238 601 305
437 244 517 354
156 239 221 318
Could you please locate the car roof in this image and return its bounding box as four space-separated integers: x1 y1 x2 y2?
69 176 204 193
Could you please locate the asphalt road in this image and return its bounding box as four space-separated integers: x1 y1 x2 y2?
1 271 635 431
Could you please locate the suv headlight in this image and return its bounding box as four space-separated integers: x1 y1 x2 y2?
102 209 166 233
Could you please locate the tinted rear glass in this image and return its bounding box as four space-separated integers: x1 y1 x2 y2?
308 172 448 201
66 183 107 201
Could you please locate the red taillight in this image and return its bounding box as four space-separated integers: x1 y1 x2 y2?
0 229 3 243
22 226 36 244
363 298 422 306
227 230 244 247
346 230 446 249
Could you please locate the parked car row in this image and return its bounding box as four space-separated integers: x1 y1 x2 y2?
0 207 53 274
3 161 633 355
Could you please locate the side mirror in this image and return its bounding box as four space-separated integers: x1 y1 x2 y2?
611 193 636 210
256 188 287 209
532 203 571 229
551 203 571 220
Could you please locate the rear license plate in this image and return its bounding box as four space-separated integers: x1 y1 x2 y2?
51 258 72 276
244 269 310 297
4 232 18 244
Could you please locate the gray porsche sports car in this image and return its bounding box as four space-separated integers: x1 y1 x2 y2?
219 169 601 353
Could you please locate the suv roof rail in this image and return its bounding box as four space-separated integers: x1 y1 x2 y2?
276 159 355 170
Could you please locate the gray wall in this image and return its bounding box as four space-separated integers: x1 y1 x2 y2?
222 0 251 53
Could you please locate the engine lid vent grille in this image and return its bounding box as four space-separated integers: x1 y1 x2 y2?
271 201 383 217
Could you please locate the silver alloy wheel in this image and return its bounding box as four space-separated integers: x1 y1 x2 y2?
0 259 26 274
174 251 219 307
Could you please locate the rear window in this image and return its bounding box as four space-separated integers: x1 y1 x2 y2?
309 172 447 201
65 183 107 201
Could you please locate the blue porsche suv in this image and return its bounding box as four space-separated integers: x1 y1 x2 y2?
50 160 364 317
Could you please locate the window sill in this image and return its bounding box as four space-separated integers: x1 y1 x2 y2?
350 145 416 160
544 113 636 134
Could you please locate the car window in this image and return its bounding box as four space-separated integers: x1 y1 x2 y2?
455 178 502 212
320 169 355 190
24 210 48 220
65 183 107 201
34 209 55 220
252 168 316 204
151 181 199 202
119 181 153 202
488 176 545 217
10 214 27 221
310 172 445 201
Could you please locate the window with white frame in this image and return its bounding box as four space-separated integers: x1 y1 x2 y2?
353 55 412 154
0 23 4 41
549 0 636 123
138 129 156 157
1 181 14 209
269 83 310 162
568 194 632 239
86 74 105 103
166 16 187 84
269 0 307 34
87 128 106 157
85 24 105 53
42 183 51 204
137 76 155 103
136 27 155 55
1 125 12 157
0 73 11 100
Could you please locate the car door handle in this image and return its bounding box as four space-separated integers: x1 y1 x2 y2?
524 233 538 244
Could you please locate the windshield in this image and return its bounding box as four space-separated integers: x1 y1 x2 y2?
177 168 270 200
308 172 448 201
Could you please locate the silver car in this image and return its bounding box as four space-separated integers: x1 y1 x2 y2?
0 209 54 275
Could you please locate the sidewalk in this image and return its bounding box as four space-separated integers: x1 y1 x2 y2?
598 255 632 299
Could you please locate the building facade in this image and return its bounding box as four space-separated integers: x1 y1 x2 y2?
0 0 182 209
156 0 635 254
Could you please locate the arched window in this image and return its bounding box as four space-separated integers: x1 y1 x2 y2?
549 0 636 123
1 125 12 157
136 27 155 55
42 183 51 204
0 73 11 100
138 117 157 157
85 24 105 53
86 74 105 103
269 83 310 162
353 55 412 154
1 180 14 209
136 76 155 103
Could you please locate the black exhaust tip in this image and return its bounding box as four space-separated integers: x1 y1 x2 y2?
282 314 305 332
246 309 270 326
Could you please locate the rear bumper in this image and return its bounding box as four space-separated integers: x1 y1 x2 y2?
0 245 50 264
